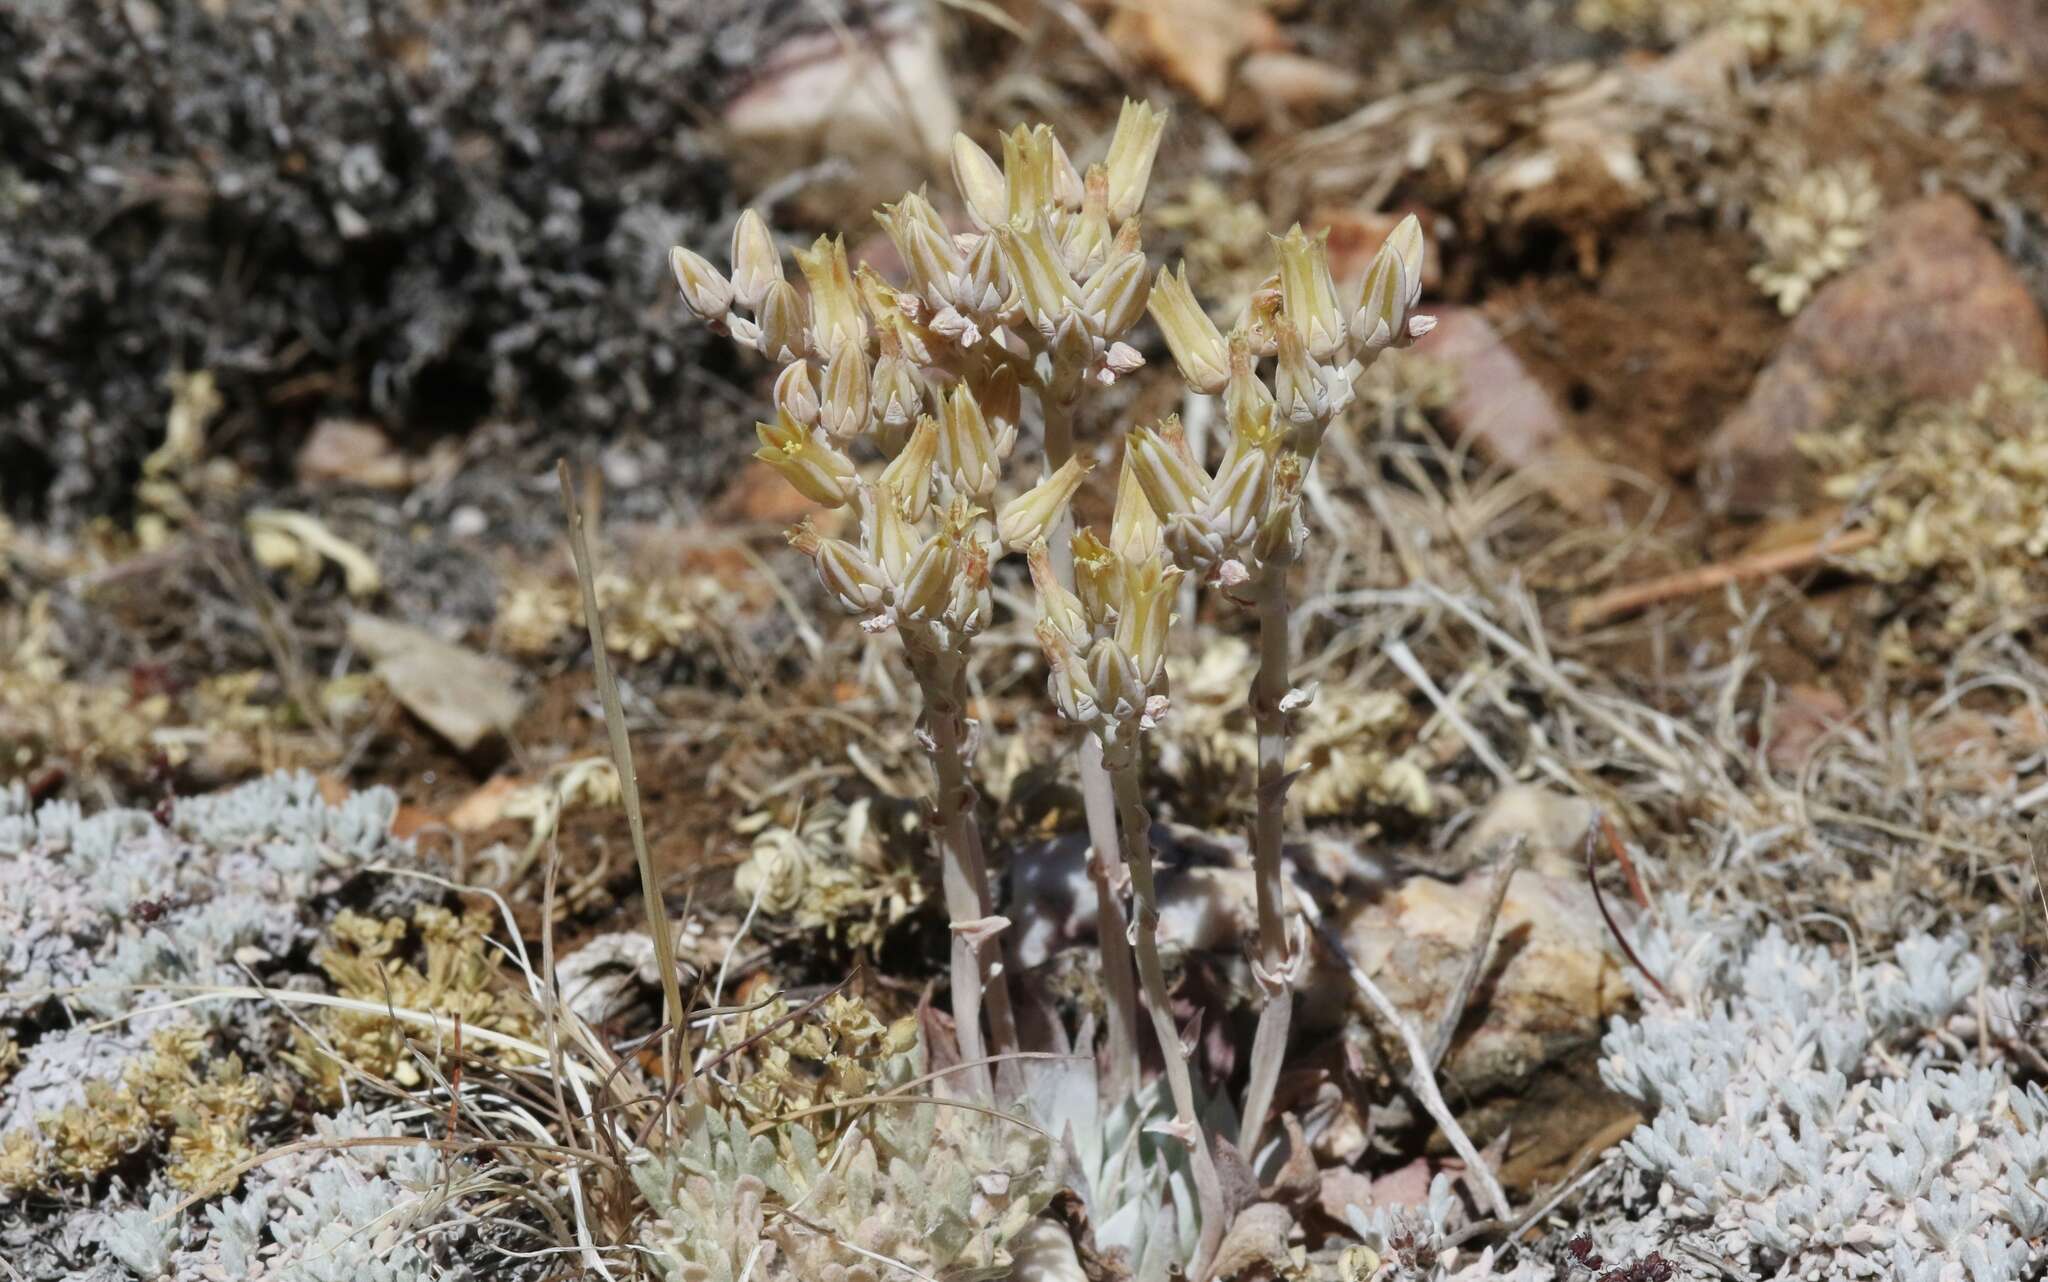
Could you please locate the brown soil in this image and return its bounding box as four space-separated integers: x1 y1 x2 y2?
1486 224 1786 499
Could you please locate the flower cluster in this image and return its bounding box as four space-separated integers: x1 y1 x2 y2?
1131 214 1430 590
1028 463 1181 764
669 103 1173 644
667 100 1443 1271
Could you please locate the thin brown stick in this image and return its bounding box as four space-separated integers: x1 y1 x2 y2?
1568 526 1876 631
1586 817 1669 1003
1597 812 1655 913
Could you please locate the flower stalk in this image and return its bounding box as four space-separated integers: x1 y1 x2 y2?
1239 542 1298 1158
1110 758 1226 1276
1132 217 1436 1161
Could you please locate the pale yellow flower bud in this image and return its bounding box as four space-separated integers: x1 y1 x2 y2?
895 531 957 622
774 359 820 426
957 233 1007 315
1061 167 1114 279
951 132 1008 228
1114 556 1180 685
1224 334 1278 447
1037 616 1098 724
1071 527 1119 629
795 235 866 355
994 217 1077 335
1252 457 1306 563
1274 224 1345 360
871 352 924 430
1271 316 1329 431
1050 132 1086 211
1353 213 1431 351
1001 124 1059 224
1111 451 1163 564
819 339 870 439
1147 263 1229 395
1088 635 1144 724
729 209 783 310
1080 251 1149 341
998 454 1090 551
867 482 918 583
1203 440 1271 548
790 520 886 615
977 363 1023 448
757 280 808 364
877 192 963 297
670 245 733 320
879 415 938 523
754 410 858 508
1126 417 1210 522
1104 99 1168 223
946 534 994 637
937 383 1003 502
1046 315 1095 404
1028 539 1090 648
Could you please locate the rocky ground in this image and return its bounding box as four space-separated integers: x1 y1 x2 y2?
8 1 2048 1280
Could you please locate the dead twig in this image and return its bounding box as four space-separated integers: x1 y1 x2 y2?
1598 812 1656 913
1429 837 1527 1074
1586 816 1670 1003
1568 526 1876 631
200 535 340 753
1296 894 1514 1221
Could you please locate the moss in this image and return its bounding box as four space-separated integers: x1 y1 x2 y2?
1800 361 2048 636
288 903 538 1101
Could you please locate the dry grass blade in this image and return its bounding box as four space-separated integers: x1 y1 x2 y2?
558 459 688 1104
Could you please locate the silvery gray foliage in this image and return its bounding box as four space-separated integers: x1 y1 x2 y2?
1 771 407 1018
1596 903 2044 1281
89 1107 467 1282
170 771 400 874
633 1051 1051 1282
1022 1027 1238 1282
100 1190 188 1281
1 773 414 1151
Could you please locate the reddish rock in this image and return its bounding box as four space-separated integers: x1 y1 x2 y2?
1902 0 2048 84
715 462 823 526
1314 864 1632 1091
297 419 410 490
1420 307 1615 518
449 775 525 832
1105 0 1282 108
1231 50 1363 128
1703 195 2048 514
721 7 957 227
